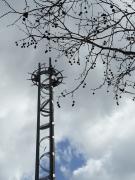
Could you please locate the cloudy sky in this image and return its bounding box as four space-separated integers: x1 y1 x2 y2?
1 1 135 180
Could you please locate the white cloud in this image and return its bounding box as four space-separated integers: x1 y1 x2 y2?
56 99 135 180
72 158 109 180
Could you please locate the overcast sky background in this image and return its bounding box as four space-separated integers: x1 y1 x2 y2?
0 1 135 180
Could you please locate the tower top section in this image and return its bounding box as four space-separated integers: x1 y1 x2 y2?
30 60 63 89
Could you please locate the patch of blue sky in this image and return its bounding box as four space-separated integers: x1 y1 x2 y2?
56 139 86 179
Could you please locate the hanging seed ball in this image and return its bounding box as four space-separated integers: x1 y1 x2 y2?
117 102 119 106
15 42 18 46
72 100 75 107
23 12 28 18
57 101 61 108
110 5 113 8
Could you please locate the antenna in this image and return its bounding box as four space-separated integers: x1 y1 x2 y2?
30 58 63 180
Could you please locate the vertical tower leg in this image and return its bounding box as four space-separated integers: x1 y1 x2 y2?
49 58 55 180
35 63 41 180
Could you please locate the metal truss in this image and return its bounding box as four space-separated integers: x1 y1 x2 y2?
30 58 63 180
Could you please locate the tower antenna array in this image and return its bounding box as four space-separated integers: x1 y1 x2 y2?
30 58 63 180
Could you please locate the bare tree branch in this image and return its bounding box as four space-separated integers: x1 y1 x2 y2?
1 0 135 105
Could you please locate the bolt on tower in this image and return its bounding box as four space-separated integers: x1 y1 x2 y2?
30 58 63 180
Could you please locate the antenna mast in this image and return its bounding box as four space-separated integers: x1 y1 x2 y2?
30 58 63 180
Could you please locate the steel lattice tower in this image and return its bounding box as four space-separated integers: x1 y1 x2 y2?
30 58 63 180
